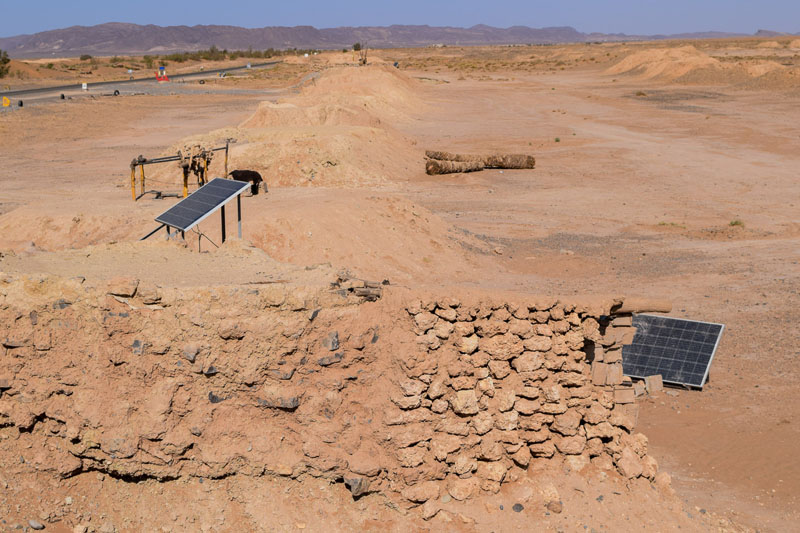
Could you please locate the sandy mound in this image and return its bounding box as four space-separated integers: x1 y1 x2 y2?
790 39 800 49
605 46 721 81
154 65 425 188
756 40 782 49
744 60 785 77
241 101 382 129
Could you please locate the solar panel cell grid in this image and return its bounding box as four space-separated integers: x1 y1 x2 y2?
155 178 249 232
621 314 724 388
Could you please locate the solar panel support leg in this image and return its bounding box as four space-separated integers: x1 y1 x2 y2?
237 194 242 239
221 205 226 243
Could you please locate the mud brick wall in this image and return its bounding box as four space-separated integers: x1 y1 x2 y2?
392 297 655 513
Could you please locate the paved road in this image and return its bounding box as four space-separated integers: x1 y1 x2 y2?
0 60 281 100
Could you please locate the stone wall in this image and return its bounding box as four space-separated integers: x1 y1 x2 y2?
390 296 656 516
0 274 659 519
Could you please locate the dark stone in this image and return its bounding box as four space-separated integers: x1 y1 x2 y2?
131 339 143 355
53 299 71 310
271 367 295 380
257 396 300 411
596 495 604 502
344 477 371 498
204 366 219 376
371 331 379 344
546 500 563 514
512 503 524 513
499 505 504 510
2 339 24 349
322 331 340 351
29 311 38 326
317 352 343 367
208 392 225 404
28 520 45 530
309 309 320 322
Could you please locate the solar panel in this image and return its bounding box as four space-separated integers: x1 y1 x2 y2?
622 314 724 389
155 178 249 232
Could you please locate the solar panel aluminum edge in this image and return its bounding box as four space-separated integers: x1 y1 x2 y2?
155 178 249 232
621 314 724 389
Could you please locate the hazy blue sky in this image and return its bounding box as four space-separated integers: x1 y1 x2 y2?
2 0 798 38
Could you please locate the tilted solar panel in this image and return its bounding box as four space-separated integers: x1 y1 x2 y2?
155 178 249 232
622 314 724 389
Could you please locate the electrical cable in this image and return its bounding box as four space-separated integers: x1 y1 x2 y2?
191 226 219 249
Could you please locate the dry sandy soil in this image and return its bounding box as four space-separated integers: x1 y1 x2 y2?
1 39 799 531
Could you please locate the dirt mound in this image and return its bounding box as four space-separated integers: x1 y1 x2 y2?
155 65 425 188
791 39 800 49
235 66 423 187
241 101 382 129
744 60 785 77
756 40 782 49
605 46 721 81
298 65 419 116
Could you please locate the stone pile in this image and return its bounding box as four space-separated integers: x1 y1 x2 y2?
391 297 658 513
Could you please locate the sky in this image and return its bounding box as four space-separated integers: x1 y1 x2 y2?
2 0 799 38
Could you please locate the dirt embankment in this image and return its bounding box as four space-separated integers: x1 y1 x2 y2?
606 44 800 88
0 268 731 530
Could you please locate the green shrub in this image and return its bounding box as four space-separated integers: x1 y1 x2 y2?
0 49 10 78
79 54 92 61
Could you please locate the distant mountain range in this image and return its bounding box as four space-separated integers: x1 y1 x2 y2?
0 23 796 58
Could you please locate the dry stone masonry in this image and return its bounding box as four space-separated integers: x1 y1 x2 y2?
394 296 657 514
0 273 661 519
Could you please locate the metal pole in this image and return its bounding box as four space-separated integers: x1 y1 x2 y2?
203 157 208 186
166 226 171 239
224 141 229 177
183 167 189 198
221 205 226 243
237 194 242 239
131 166 136 201
140 165 145 195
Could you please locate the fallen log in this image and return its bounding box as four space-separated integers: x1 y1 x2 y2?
484 154 536 169
425 159 485 175
425 150 535 175
425 151 484 163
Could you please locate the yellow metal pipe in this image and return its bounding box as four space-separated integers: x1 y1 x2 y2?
140 165 145 194
183 168 189 198
224 143 229 177
130 166 136 201
203 157 208 185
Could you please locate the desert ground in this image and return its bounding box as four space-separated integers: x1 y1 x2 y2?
1 38 799 532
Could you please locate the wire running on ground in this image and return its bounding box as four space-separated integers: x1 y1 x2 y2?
191 226 219 249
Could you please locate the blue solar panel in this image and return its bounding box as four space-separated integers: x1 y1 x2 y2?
622 314 724 389
155 178 249 232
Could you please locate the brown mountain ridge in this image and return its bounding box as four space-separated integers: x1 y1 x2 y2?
0 22 783 58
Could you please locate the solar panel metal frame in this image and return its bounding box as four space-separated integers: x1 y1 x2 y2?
154 178 249 232
622 314 724 389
